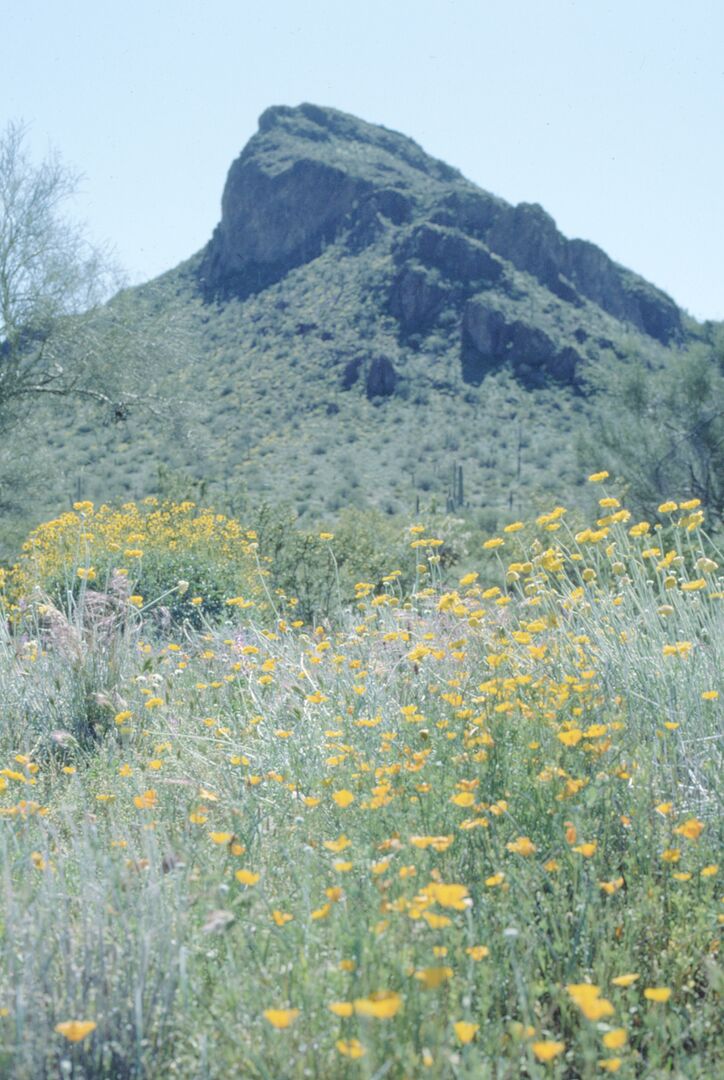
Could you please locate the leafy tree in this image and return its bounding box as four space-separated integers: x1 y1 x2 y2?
0 122 115 420
582 333 724 524
0 121 191 430
0 123 199 546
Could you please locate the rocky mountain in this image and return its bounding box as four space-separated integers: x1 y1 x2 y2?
198 103 683 394
6 103 708 547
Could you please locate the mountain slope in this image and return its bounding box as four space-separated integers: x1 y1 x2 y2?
4 103 703 546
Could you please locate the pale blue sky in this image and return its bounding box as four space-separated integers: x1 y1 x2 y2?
3 0 722 319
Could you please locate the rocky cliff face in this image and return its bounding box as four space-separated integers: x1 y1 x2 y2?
199 103 685 393
199 103 451 300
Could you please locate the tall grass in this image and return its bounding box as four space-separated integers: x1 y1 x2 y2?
0 487 721 1077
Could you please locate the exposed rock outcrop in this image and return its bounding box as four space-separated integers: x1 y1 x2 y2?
396 224 504 287
200 157 370 298
462 300 584 388
198 101 687 395
388 265 452 335
388 224 504 336
199 103 457 299
486 203 682 342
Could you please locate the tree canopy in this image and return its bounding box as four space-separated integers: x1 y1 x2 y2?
0 121 192 433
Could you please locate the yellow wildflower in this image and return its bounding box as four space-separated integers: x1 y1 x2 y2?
336 1039 365 1058
532 1040 565 1062
328 1002 354 1017
235 869 260 886
354 991 402 1019
263 1008 299 1029
611 973 639 987
506 836 536 856
414 966 453 988
674 818 704 840
454 1021 479 1044
55 1021 97 1042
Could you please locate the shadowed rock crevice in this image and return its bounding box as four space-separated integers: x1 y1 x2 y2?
365 355 398 399
340 354 398 400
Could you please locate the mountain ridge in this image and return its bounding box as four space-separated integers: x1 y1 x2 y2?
198 102 684 374
4 102 713 550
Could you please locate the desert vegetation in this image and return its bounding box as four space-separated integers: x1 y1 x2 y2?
1 103 722 1080
0 478 721 1078
3 105 722 561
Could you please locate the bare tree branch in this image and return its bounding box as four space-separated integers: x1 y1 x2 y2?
0 121 188 431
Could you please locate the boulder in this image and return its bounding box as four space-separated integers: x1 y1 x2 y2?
366 355 398 399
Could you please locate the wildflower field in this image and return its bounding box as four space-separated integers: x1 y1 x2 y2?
0 478 721 1079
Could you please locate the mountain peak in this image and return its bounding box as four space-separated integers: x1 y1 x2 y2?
256 102 462 182
198 102 466 301
199 103 683 365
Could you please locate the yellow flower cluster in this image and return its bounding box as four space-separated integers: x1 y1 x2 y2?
2 498 262 612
